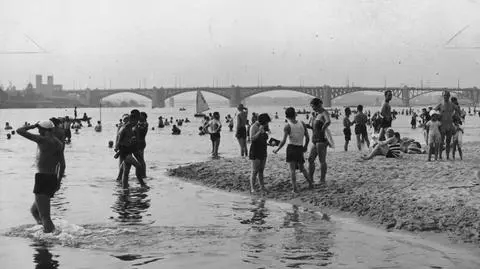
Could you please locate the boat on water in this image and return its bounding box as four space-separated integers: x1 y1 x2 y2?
194 90 209 118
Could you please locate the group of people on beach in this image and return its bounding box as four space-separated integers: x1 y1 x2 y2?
11 88 470 234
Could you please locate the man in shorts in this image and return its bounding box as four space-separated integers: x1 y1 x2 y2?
379 90 393 141
273 107 312 192
17 120 63 233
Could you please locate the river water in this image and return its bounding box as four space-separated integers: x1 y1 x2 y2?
1 104 480 269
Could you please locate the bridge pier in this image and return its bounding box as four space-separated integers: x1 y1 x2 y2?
229 87 242 107
152 88 166 108
322 86 332 107
402 87 410 107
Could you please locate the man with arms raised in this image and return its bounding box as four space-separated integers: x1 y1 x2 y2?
435 91 461 160
17 120 63 233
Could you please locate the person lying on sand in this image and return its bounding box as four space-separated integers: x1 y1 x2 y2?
361 128 401 160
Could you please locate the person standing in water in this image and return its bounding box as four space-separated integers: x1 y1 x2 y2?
74 107 78 119
17 120 63 233
308 98 331 184
134 112 149 179
379 90 393 141
273 107 312 192
235 104 248 157
207 111 222 158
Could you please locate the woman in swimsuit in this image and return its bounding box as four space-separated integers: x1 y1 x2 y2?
248 113 271 193
307 98 331 184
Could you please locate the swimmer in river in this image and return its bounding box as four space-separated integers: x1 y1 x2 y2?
5 122 13 130
94 121 102 132
17 120 63 233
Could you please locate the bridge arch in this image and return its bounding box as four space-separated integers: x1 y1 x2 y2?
242 87 319 99
164 88 230 100
97 90 153 101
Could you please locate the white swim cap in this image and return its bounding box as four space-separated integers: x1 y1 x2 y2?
429 110 439 116
38 120 55 129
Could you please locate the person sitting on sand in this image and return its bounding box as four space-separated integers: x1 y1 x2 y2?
5 122 13 130
426 110 442 161
273 107 312 193
17 120 63 233
248 113 271 193
361 128 401 160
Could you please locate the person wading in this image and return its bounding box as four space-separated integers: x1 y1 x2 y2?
17 120 63 233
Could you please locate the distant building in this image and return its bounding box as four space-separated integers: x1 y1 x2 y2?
35 75 63 97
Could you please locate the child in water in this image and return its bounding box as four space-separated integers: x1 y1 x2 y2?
425 111 441 161
452 121 463 160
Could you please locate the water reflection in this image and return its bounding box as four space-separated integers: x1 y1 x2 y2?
111 187 151 224
280 205 334 268
33 245 59 269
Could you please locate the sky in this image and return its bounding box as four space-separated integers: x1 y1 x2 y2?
1 0 480 92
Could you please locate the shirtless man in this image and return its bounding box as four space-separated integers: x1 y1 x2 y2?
435 91 461 160
17 120 63 233
379 90 393 141
235 104 248 156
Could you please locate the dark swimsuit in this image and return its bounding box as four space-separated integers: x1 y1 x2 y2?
312 117 327 144
249 132 268 160
236 126 247 139
33 173 59 198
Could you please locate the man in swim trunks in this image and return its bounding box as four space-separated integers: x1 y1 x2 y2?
17 120 63 233
434 91 461 160
379 90 393 141
235 104 248 157
308 98 331 184
353 104 370 151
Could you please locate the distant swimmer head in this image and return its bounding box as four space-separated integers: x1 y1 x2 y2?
108 141 114 148
11 130 15 135
7 133 11 139
97 121 101 124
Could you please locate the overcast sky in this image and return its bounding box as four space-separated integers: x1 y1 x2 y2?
1 0 480 91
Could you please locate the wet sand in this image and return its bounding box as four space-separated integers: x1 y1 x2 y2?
169 142 480 246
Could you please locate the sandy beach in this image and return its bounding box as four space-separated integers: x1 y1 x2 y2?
169 142 480 246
